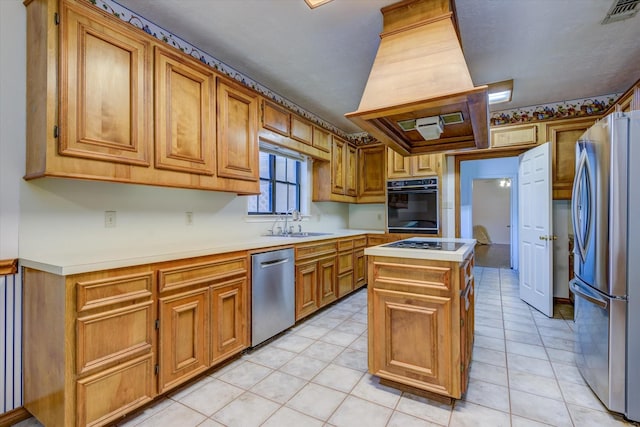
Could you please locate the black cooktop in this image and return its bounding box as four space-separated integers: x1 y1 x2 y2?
383 239 464 251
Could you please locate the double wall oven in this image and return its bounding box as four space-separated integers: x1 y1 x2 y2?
386 178 439 234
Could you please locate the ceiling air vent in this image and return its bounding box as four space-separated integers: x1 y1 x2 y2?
602 0 640 24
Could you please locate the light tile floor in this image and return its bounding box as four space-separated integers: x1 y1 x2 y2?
15 267 635 427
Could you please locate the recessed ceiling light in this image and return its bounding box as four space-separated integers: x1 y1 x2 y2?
487 79 514 105
305 0 334 9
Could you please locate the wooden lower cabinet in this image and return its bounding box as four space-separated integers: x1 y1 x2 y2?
158 288 209 393
294 240 338 320
210 277 249 365
367 252 475 399
23 267 156 427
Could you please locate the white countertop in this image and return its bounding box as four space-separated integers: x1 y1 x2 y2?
20 229 382 276
364 237 476 262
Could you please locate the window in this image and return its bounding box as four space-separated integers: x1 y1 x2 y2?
248 151 301 215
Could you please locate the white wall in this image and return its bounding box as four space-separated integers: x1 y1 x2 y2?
472 179 511 244
0 0 24 260
348 203 385 230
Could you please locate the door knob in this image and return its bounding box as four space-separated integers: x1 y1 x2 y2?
539 235 558 241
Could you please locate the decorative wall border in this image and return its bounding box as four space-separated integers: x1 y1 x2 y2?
490 93 620 126
95 0 355 140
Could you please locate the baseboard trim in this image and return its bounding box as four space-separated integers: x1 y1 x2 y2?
0 407 31 427
554 297 573 305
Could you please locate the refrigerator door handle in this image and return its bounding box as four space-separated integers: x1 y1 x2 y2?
571 148 590 263
570 279 608 309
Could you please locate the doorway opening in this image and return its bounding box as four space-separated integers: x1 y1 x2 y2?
459 156 519 270
472 178 512 268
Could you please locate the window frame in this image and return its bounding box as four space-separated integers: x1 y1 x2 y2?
248 151 302 215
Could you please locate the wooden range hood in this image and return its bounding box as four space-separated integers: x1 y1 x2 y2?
345 0 489 155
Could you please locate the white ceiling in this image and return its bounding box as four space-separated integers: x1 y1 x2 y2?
115 0 640 135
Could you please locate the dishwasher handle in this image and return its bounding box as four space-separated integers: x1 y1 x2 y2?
260 258 290 268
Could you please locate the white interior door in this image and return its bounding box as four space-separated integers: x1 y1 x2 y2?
518 142 553 317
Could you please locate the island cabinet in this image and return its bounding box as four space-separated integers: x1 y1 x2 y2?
294 240 338 320
367 251 475 400
25 0 259 195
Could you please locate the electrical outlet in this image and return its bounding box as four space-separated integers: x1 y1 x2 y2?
185 212 194 225
104 211 116 228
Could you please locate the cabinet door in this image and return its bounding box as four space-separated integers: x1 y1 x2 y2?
262 99 290 136
59 1 151 165
413 154 440 177
318 256 338 307
354 249 366 289
210 278 248 365
346 144 358 196
370 288 454 396
332 137 346 194
217 79 259 181
295 260 318 320
291 115 313 145
158 288 208 393
387 148 411 179
155 46 215 175
358 144 386 202
547 119 594 200
312 126 331 153
490 123 540 148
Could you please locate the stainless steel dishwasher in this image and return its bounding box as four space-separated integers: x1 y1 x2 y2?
251 248 295 347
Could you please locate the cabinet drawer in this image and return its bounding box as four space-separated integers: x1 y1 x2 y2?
77 301 153 375
371 259 452 294
77 354 154 427
295 241 336 260
338 251 354 274
77 272 153 312
337 239 354 252
353 236 367 249
159 255 248 293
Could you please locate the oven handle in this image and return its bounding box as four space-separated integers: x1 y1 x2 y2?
388 186 437 192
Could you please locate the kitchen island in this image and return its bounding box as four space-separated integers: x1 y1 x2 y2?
364 237 476 401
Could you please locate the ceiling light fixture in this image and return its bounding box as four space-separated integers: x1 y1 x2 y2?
487 79 514 105
304 0 334 9
499 178 512 188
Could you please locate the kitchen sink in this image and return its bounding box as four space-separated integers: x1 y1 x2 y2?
267 232 333 238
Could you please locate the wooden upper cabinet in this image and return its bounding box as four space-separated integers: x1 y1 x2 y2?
490 123 541 148
59 0 151 165
346 143 358 196
312 126 331 153
332 137 346 194
216 78 259 182
387 147 439 179
154 46 215 175
291 115 313 145
387 148 411 178
547 118 595 200
261 99 290 136
358 144 386 203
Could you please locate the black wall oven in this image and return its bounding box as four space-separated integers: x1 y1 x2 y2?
386 178 439 234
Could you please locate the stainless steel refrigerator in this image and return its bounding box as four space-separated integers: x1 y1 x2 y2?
570 110 640 421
